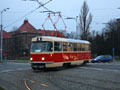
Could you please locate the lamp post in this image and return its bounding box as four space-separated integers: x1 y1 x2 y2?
65 16 78 39
0 8 9 62
117 7 120 61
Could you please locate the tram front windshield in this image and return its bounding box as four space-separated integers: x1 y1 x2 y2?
31 41 53 52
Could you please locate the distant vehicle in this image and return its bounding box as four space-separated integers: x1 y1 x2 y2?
91 55 113 63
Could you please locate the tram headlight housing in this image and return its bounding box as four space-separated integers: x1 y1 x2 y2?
30 58 33 61
42 57 45 61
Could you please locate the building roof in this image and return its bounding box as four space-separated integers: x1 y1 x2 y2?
5 19 65 38
3 30 11 39
37 29 46 36
17 19 37 33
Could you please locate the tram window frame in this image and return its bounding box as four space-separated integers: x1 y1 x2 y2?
87 44 90 51
30 41 53 52
73 43 77 51
77 43 82 51
62 42 73 52
85 44 89 51
67 43 73 51
70 43 73 51
81 44 85 51
80 43 83 51
63 42 68 51
54 42 63 51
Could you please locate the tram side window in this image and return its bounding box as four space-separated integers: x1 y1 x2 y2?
54 42 62 51
47 42 53 51
77 44 81 51
81 44 85 51
63 42 68 51
80 44 83 51
82 44 89 51
85 44 90 51
73 43 77 51
85 44 88 51
65 43 72 51
68 43 73 51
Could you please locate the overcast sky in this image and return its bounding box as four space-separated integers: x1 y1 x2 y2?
0 0 120 33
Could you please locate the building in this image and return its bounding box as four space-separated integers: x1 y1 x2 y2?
3 19 65 59
3 30 12 59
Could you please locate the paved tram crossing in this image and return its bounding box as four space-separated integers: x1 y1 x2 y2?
0 61 120 90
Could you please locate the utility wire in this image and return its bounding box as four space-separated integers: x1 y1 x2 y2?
4 0 52 29
6 11 41 13
4 7 39 29
36 0 55 13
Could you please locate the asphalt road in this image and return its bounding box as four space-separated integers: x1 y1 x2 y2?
0 61 120 90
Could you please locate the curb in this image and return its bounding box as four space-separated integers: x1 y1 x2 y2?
2 60 30 63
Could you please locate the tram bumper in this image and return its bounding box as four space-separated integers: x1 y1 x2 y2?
31 62 54 69
31 63 45 69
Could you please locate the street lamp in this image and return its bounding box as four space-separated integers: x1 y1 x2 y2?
0 8 9 62
65 16 78 39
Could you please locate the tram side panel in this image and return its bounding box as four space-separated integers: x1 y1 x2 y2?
30 51 91 69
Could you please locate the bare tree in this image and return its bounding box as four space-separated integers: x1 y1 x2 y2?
79 1 92 40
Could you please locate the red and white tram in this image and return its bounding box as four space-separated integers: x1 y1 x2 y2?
30 36 91 70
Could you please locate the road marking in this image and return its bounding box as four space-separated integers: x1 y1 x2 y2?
30 80 35 83
40 83 48 87
0 70 13 73
29 79 48 87
80 67 120 72
0 68 30 73
24 80 31 90
17 68 23 70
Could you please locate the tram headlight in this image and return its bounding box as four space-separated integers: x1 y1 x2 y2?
30 58 33 61
42 57 45 61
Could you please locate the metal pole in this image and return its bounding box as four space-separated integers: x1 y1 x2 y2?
0 8 9 62
0 11 3 62
112 48 115 61
75 16 78 39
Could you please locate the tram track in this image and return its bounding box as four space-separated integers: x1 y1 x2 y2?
24 67 120 90
0 63 120 90
0 69 34 90
21 70 57 90
19 69 70 90
24 79 31 90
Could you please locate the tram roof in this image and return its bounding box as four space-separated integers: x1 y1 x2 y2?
32 36 90 44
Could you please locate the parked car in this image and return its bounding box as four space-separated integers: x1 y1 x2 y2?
91 55 113 63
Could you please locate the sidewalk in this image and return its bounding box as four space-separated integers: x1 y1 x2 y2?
0 60 30 63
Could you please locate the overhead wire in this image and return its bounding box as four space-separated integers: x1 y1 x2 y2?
36 0 55 13
4 0 52 29
4 7 39 29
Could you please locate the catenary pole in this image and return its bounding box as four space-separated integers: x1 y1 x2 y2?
0 8 9 62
